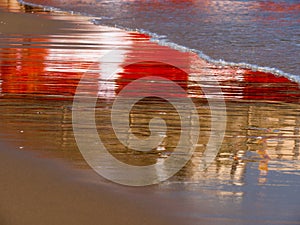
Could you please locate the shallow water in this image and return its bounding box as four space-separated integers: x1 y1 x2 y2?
0 0 300 224
18 0 300 77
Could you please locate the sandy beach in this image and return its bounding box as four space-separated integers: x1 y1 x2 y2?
0 141 180 225
1 0 300 224
0 4 187 225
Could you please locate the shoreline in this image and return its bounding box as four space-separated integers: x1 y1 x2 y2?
0 2 220 224
0 3 189 225
1 0 300 224
16 0 300 81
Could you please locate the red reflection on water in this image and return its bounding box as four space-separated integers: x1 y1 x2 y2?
117 61 188 98
0 38 93 98
0 38 48 94
258 1 300 13
219 68 300 103
0 32 299 103
255 1 300 24
116 32 189 98
241 70 300 102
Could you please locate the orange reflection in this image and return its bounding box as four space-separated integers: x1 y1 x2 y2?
1 41 48 95
0 39 85 98
257 138 271 184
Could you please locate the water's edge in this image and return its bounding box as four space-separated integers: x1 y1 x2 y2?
17 0 300 84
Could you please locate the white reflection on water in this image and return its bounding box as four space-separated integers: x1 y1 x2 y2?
20 0 300 76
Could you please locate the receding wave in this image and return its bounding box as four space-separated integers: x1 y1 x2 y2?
18 0 300 85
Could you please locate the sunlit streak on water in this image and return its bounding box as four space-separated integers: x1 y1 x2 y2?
18 0 300 76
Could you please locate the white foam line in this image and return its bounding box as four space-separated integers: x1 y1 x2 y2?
17 0 104 18
91 20 300 85
136 29 300 83
18 0 300 85
18 0 66 13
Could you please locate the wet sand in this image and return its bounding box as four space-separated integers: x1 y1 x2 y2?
0 5 187 225
1 1 300 224
0 141 179 225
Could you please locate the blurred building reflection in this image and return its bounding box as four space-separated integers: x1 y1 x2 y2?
1 0 300 190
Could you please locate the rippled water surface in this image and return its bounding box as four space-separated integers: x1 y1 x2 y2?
0 0 300 224
18 0 300 76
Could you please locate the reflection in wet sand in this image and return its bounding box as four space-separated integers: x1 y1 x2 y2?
1 1 300 224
